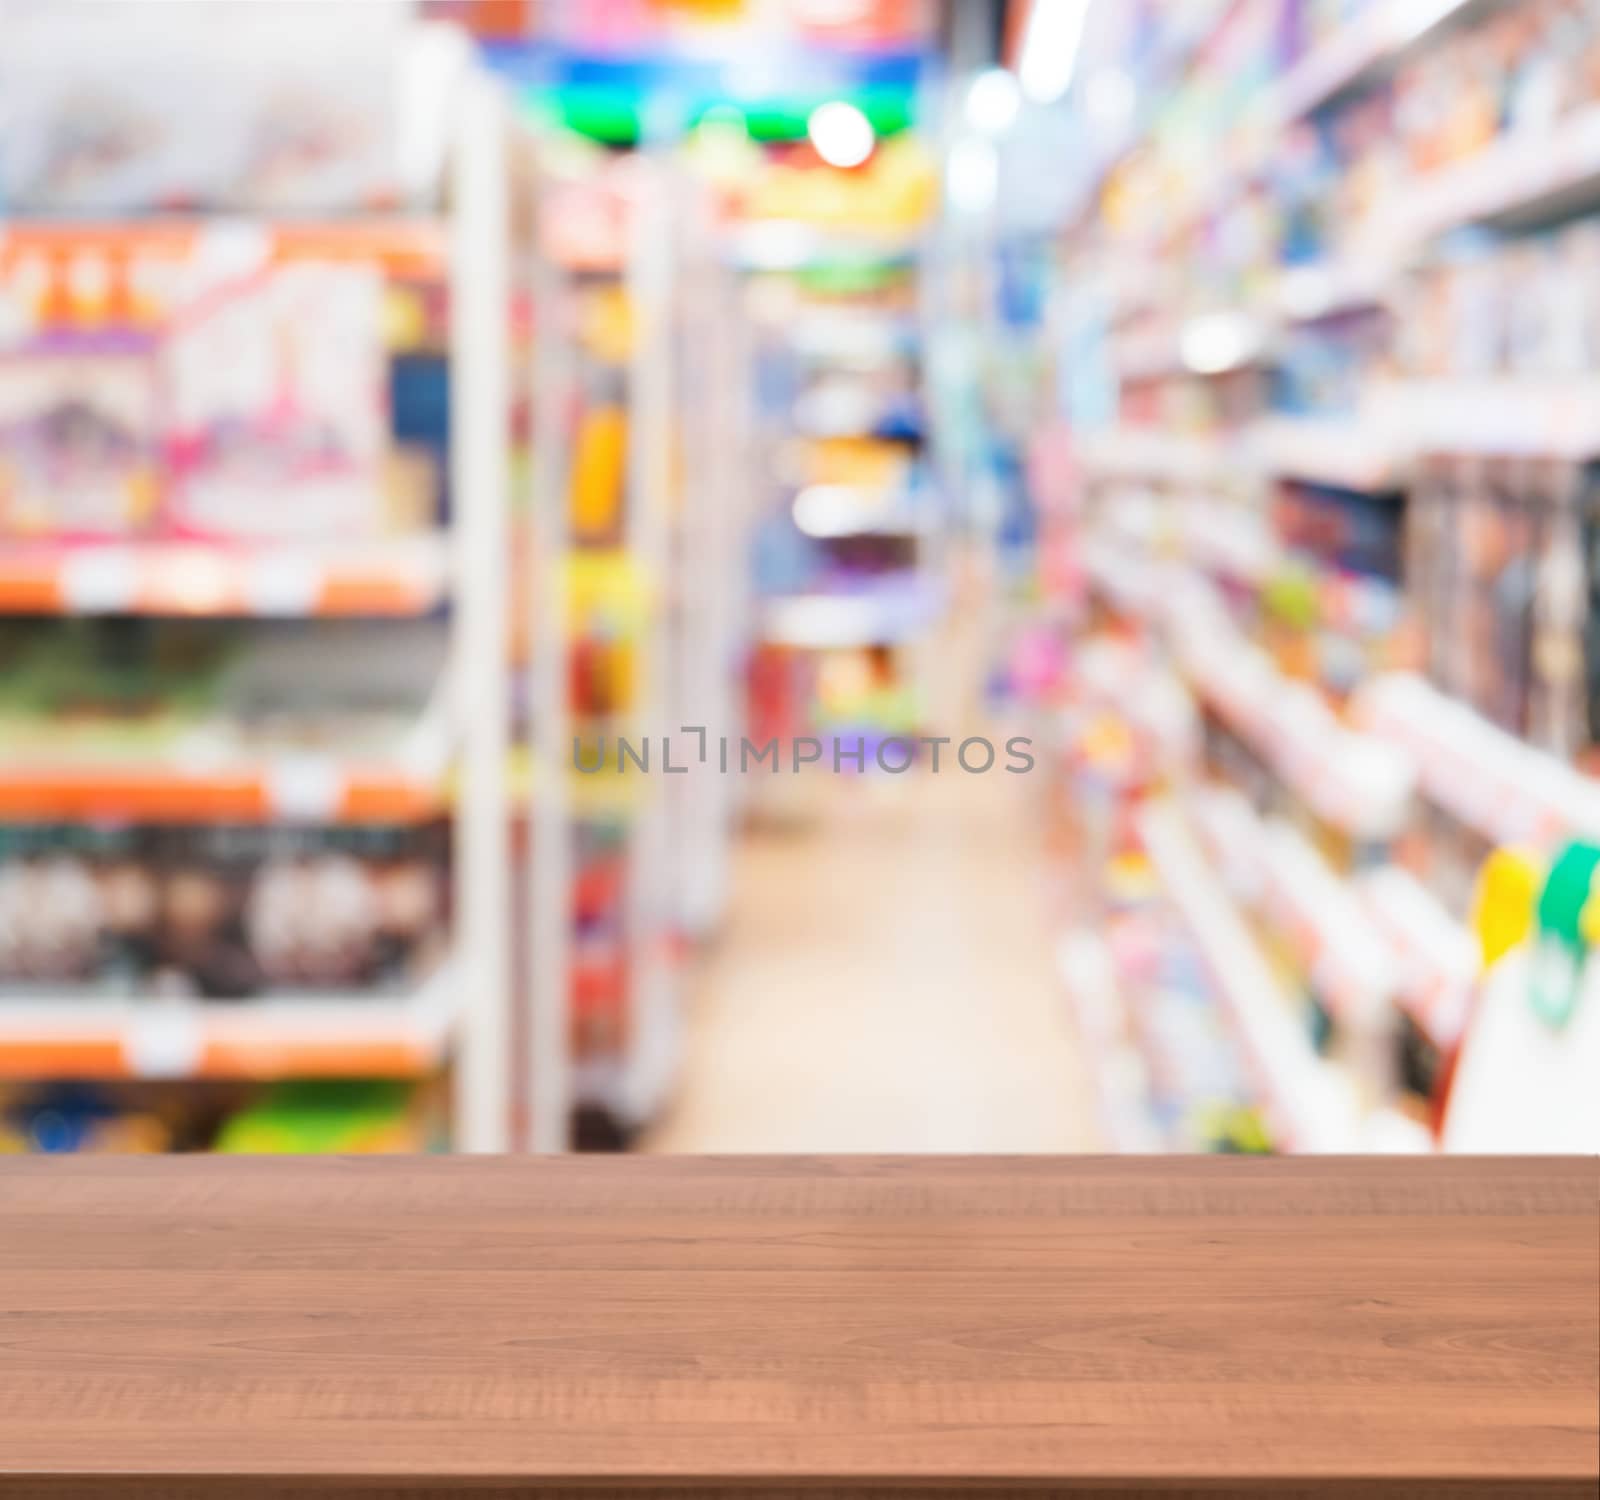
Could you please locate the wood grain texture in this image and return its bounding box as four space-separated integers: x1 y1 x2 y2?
0 1156 1594 1497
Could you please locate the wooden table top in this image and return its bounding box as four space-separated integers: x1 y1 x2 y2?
0 1155 1595 1498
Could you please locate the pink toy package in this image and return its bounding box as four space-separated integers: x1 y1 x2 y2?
160 261 389 541
0 347 163 539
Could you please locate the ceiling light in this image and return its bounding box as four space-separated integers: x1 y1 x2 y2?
807 101 875 168
1019 0 1093 104
966 68 1020 136
1179 313 1263 375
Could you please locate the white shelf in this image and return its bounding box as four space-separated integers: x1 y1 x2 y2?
1163 578 1416 842
760 584 941 649
1358 866 1479 1048
1369 377 1600 460
1264 0 1488 126
1189 789 1401 1034
1057 931 1167 1153
1113 312 1273 382
1251 414 1403 491
0 964 457 1081
1389 104 1600 243
0 534 451 617
1078 427 1241 486
1356 673 1600 848
0 725 452 825
1261 257 1393 324
1138 799 1361 1152
1258 820 1397 1032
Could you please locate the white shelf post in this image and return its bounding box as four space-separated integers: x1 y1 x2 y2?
449 70 513 1152
526 215 575 1153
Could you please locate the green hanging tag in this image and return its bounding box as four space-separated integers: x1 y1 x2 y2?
1531 842 1600 1031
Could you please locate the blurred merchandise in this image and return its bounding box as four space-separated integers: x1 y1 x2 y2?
0 228 445 543
0 822 447 999
0 0 1595 1160
213 1078 439 1153
1043 0 1600 1155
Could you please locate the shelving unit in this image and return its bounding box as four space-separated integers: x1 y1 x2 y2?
0 15 518 1152
1042 0 1600 1155
514 136 754 1148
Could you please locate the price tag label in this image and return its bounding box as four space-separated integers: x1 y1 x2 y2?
61 549 138 613
267 757 343 821
194 220 272 286
128 1006 204 1079
245 554 321 616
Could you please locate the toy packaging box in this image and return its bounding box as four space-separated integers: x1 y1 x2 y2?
0 348 162 537
162 262 390 540
0 250 400 542
0 0 411 214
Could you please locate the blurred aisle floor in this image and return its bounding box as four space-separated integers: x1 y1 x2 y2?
644 757 1100 1153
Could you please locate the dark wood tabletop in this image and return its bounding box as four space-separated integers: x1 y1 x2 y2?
0 1155 1594 1498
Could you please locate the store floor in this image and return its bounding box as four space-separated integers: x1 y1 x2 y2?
645 737 1100 1154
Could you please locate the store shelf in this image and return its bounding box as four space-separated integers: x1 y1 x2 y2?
1251 413 1403 491
1057 930 1166 1153
1257 820 1396 1031
0 965 456 1081
759 579 942 648
0 745 450 824
1358 865 1479 1048
1260 257 1394 324
781 313 919 363
0 219 448 278
1187 785 1267 901
1077 427 1241 486
1137 799 1360 1152
1114 312 1273 382
1391 104 1600 242
1080 544 1415 845
1263 0 1488 126
1065 0 1237 222
1165 582 1416 841
0 535 451 617
1176 501 1279 586
1189 789 1399 1033
1356 672 1600 848
1369 378 1600 459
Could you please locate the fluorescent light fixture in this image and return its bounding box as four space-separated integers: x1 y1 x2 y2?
1180 312 1263 375
807 101 875 168
1019 0 1093 104
966 68 1021 136
1392 0 1471 47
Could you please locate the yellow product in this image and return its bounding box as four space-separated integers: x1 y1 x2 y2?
743 133 936 231
803 436 909 489
570 406 628 539
1469 846 1543 967
565 549 652 634
579 284 634 363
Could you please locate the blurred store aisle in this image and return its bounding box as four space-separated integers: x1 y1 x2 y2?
647 768 1097 1152
648 575 1097 1153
